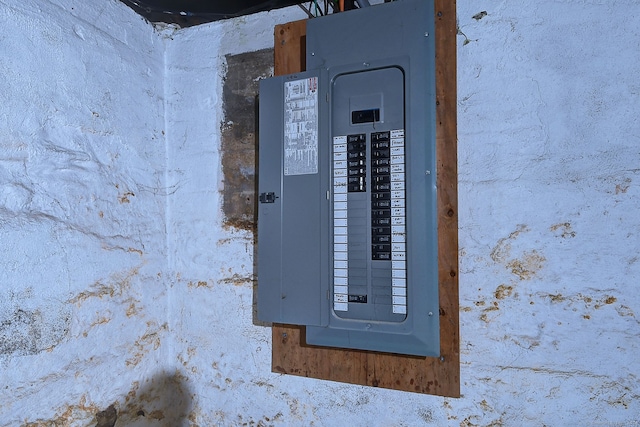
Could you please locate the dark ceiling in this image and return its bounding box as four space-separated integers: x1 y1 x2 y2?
119 0 303 27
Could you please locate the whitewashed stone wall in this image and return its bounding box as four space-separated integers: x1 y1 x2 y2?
0 0 170 425
1 0 639 426
454 1 640 425
167 1 640 426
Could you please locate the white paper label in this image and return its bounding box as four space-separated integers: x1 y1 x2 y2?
284 77 319 175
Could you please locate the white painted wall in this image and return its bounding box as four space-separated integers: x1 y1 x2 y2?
0 0 170 425
1 0 639 425
166 1 640 426
455 1 640 424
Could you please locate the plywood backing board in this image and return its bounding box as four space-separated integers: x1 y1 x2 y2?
270 0 459 397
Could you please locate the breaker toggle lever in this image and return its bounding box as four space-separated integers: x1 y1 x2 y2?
259 192 278 203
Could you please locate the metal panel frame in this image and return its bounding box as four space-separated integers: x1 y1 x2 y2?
258 0 439 356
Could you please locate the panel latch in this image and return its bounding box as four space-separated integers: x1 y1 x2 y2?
259 192 278 203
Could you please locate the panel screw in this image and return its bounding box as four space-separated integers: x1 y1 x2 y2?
282 333 288 339
311 52 315 56
440 356 445 362
428 312 433 316
424 32 429 37
363 62 370 67
425 170 431 175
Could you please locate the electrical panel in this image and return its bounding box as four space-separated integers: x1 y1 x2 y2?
258 0 439 357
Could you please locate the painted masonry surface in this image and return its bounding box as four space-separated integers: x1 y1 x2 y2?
0 0 639 425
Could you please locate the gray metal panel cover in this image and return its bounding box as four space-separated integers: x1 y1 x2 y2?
257 70 329 326
306 0 439 356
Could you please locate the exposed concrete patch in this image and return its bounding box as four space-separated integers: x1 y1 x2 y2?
220 49 274 232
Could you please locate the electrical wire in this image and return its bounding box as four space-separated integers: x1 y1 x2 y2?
298 3 314 18
299 0 341 17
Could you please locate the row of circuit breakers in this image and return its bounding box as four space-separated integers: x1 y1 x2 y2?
257 0 439 356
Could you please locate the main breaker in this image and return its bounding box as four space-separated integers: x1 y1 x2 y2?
257 0 438 356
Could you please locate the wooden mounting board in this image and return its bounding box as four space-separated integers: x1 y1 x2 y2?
270 0 459 397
